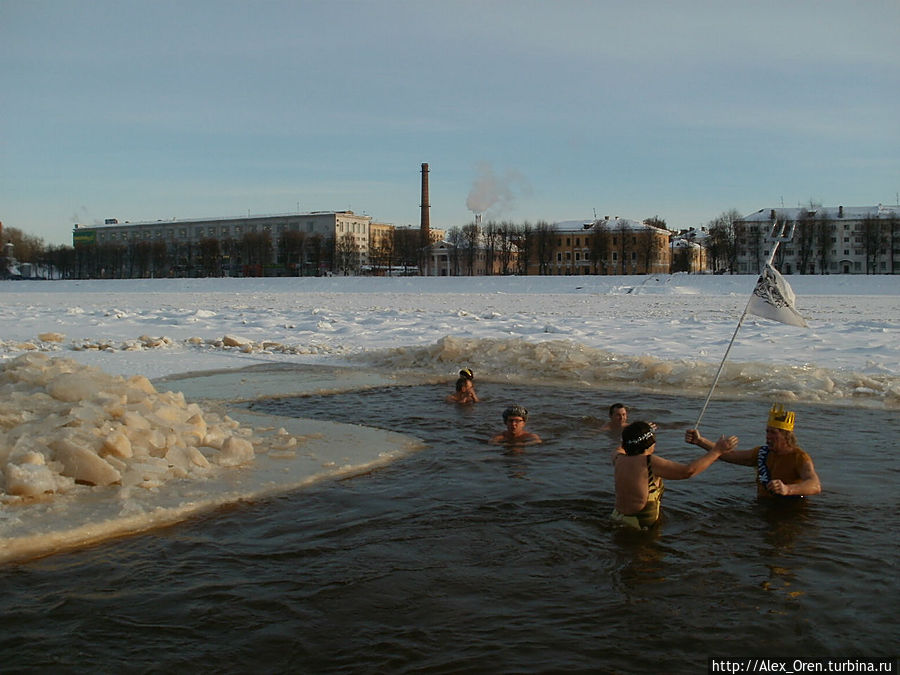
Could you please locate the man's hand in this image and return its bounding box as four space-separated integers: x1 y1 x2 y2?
768 479 791 496
713 434 738 455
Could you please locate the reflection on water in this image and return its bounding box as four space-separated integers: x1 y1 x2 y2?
1 374 897 673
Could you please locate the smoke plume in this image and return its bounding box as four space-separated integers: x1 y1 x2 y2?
466 162 532 216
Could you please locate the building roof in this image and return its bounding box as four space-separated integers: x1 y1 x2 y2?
74 210 367 231
553 216 659 233
740 205 899 222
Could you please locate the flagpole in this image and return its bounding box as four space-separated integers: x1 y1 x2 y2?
693 221 794 430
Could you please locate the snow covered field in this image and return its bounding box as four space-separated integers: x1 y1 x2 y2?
2 273 897 397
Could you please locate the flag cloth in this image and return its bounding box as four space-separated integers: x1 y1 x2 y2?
747 264 808 328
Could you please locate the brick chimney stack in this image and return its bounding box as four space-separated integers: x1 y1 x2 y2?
420 163 430 245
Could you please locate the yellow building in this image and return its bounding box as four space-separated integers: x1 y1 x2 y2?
528 217 671 275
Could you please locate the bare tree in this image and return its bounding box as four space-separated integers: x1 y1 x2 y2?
0 227 45 262
862 215 889 274
889 215 900 274
497 221 516 275
795 210 816 274
514 222 533 275
45 244 77 279
483 221 501 275
461 222 480 275
533 220 556 275
616 220 630 274
241 231 273 275
393 228 419 274
198 237 221 277
278 230 306 276
590 223 610 274
814 214 833 274
335 231 359 275
707 209 741 273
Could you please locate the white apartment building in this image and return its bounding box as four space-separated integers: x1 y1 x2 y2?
735 205 899 275
72 211 372 275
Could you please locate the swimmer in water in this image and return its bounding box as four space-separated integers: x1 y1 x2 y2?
613 421 737 529
685 404 821 498
446 375 479 404
490 405 542 446
601 403 628 435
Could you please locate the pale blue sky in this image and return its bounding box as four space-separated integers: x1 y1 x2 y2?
2 0 898 246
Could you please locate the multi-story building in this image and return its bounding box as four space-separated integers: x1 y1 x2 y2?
72 211 372 276
533 216 671 275
735 205 900 275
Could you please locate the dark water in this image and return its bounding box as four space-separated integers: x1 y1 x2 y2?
1 379 897 674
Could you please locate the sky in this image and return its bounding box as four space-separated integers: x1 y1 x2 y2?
2 0 899 247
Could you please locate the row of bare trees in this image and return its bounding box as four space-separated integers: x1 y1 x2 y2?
5 209 898 279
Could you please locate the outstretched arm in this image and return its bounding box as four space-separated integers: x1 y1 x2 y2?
685 429 756 466
653 435 738 480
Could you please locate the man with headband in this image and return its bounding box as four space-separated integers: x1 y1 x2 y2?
685 404 821 498
613 421 737 529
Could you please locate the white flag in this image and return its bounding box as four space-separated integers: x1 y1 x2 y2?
747 264 808 328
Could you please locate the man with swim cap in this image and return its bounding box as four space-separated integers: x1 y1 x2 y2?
490 405 542 446
613 421 737 529
685 404 821 498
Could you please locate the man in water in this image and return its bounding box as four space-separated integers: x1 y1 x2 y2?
490 405 542 446
601 403 628 435
613 421 737 529
684 404 821 498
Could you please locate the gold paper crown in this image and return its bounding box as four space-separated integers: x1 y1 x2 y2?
767 404 795 431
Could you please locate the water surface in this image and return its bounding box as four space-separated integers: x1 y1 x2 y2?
1 378 896 673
